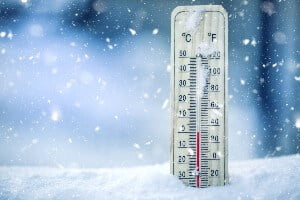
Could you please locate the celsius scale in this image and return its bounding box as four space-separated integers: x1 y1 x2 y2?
170 5 228 188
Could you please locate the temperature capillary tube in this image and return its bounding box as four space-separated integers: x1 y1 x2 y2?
195 55 209 187
170 5 228 188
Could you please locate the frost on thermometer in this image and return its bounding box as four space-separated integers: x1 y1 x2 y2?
170 5 228 188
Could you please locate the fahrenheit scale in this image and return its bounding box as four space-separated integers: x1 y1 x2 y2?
170 5 228 188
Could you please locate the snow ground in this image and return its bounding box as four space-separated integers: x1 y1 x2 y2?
0 155 299 200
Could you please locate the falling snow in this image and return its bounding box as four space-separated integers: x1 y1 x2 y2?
0 31 6 38
294 76 300 81
32 139 38 144
261 1 276 16
243 39 250 45
161 99 169 110
129 28 136 35
296 119 300 129
133 143 141 149
273 31 287 44
94 126 100 132
51 110 60 122
137 153 143 159
251 38 257 47
152 28 159 35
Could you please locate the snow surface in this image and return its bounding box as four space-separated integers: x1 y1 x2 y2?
0 155 299 200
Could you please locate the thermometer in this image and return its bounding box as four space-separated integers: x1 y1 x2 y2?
170 5 228 188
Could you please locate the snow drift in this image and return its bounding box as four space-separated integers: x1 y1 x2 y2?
0 155 299 200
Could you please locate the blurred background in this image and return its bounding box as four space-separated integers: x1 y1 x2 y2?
0 0 299 168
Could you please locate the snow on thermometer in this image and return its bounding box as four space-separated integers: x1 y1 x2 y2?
170 5 228 188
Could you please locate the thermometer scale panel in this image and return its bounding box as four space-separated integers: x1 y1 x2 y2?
170 5 228 188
